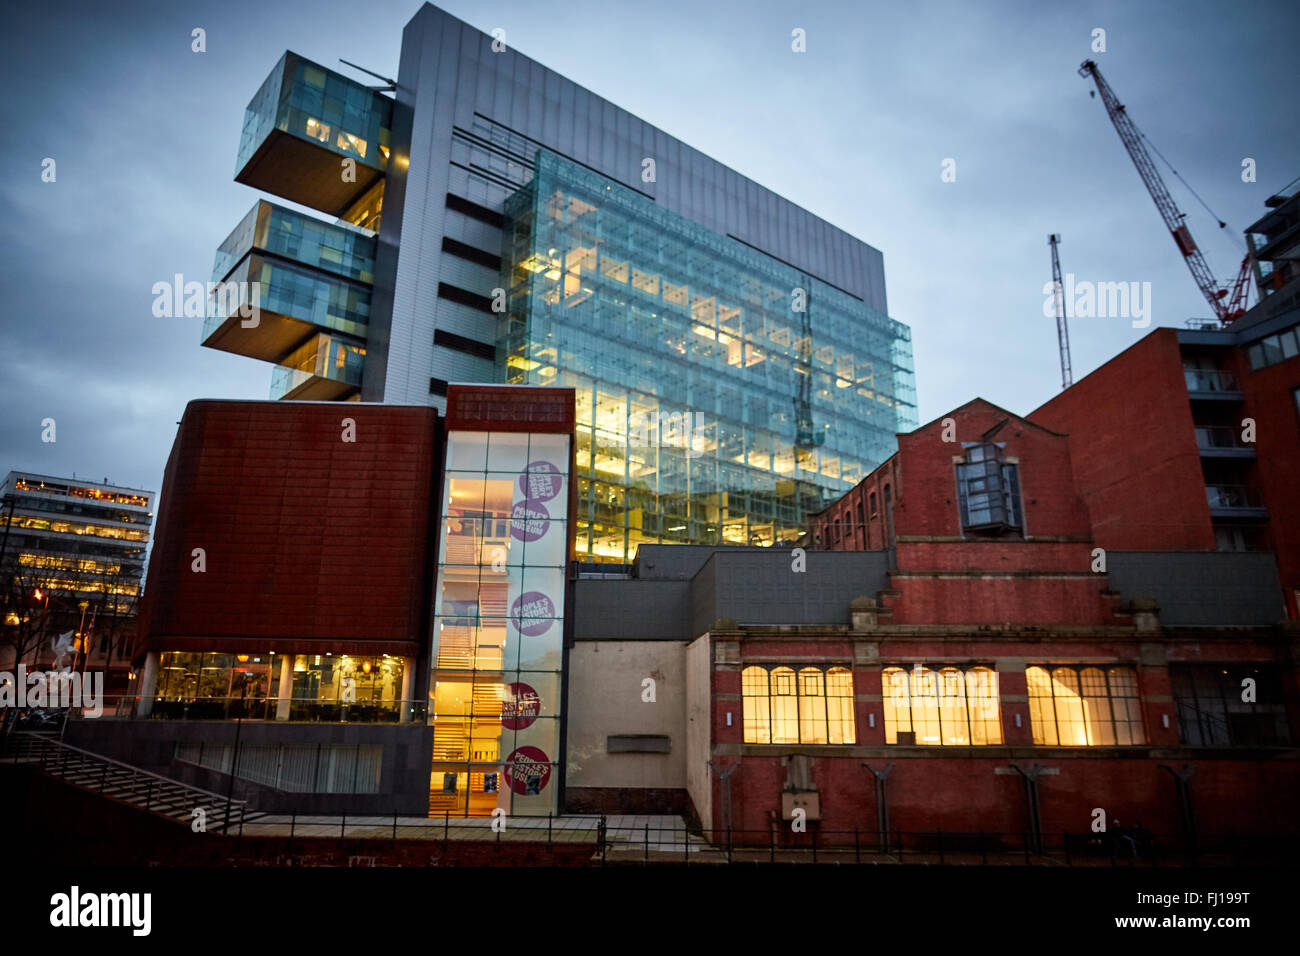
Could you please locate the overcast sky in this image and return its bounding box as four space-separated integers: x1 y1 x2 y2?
2 0 1296 499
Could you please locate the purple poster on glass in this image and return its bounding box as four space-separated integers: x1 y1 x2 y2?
510 591 555 636
501 682 540 730
504 746 552 795
519 461 563 503
510 499 550 542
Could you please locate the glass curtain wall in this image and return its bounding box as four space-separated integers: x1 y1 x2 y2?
431 430 570 815
502 150 916 563
154 651 404 721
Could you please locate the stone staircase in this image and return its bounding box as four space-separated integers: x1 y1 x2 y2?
3 731 263 833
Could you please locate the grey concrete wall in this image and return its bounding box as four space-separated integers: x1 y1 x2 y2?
565 641 686 789
65 719 433 815
684 634 712 832
1107 551 1284 625
573 580 690 640
634 544 773 581
692 550 891 634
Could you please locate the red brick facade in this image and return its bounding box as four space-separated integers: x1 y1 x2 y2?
134 400 442 660
1029 326 1299 617
722 397 1300 848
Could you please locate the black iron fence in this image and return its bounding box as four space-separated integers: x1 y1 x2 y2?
5 730 1294 867
591 821 1297 867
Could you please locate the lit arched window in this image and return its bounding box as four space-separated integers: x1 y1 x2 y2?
741 666 771 744
881 664 1002 745
1026 664 1145 746
826 666 856 744
741 664 857 745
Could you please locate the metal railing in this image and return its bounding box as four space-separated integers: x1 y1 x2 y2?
2 731 252 832
591 821 1293 867
1194 425 1250 451
2 695 431 724
146 696 423 723
2 749 1289 867
1184 369 1241 393
1206 484 1266 509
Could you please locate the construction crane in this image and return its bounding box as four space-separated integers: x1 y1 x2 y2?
1048 234 1073 389
1078 59 1251 325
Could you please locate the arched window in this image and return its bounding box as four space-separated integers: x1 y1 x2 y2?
1026 664 1145 746
770 666 799 744
741 664 856 745
826 666 856 744
741 666 771 744
881 664 1002 745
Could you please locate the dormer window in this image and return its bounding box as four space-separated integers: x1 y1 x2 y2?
956 442 1022 534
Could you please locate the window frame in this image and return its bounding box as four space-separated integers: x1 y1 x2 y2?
1169 663 1290 747
881 663 1003 746
955 442 1022 535
741 663 856 746
1025 664 1146 747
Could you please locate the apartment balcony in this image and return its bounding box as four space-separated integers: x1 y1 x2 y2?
201 253 370 363
1184 368 1243 401
1193 425 1256 459
269 333 365 401
236 52 392 216
1206 484 1269 519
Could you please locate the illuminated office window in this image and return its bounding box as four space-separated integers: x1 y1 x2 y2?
1026 665 1145 746
502 150 917 563
882 664 1002 745
742 664 856 745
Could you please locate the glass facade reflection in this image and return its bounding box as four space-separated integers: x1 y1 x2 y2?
503 151 916 562
431 430 570 815
270 333 366 400
152 651 405 722
202 254 370 346
236 52 392 178
214 200 377 286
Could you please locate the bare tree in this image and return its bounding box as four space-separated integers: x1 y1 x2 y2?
0 558 58 672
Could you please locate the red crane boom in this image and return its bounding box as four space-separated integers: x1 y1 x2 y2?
1078 59 1248 324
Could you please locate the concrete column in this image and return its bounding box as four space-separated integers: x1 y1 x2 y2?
136 651 160 717
399 657 415 722
276 654 294 721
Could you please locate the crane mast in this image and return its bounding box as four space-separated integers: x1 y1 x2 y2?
1048 234 1073 389
793 275 820 451
1078 59 1235 324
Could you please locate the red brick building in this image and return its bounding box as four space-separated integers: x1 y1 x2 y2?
73 386 580 818
688 398 1300 851
135 400 442 668
1028 325 1299 619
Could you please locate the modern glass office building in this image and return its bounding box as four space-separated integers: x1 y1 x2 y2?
202 2 917 559
503 152 914 559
